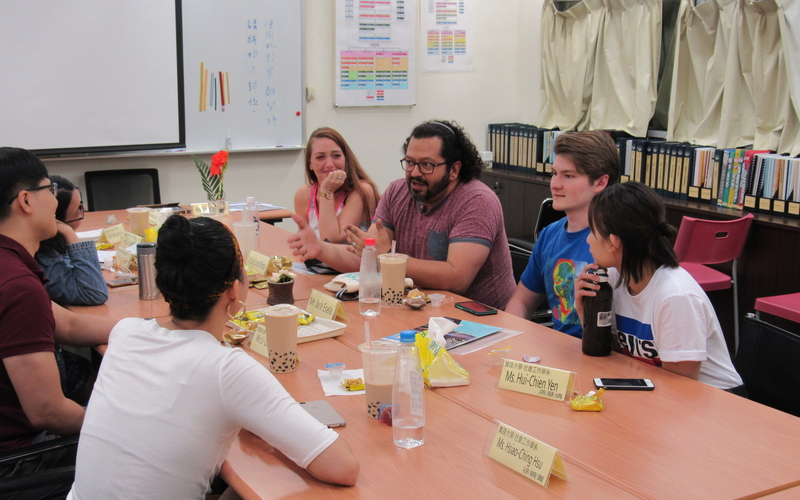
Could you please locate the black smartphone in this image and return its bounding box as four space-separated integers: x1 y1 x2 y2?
455 301 498 316
108 277 138 288
593 378 655 391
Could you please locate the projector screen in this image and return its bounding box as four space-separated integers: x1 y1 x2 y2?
0 0 184 155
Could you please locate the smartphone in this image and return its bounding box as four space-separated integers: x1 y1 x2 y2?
455 301 498 316
108 277 138 288
299 400 346 428
593 378 655 391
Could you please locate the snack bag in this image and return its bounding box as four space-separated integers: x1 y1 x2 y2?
570 388 605 411
415 330 469 387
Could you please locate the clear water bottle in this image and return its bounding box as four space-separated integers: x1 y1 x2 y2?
392 330 425 449
582 268 613 356
242 196 260 239
359 237 381 316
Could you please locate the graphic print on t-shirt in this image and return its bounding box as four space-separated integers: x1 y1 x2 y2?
551 258 582 324
614 315 661 366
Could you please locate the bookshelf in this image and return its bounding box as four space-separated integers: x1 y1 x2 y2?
482 167 800 345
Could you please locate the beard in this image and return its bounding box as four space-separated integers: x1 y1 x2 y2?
406 166 452 202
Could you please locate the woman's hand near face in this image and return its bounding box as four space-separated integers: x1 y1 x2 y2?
56 221 80 245
319 169 347 196
573 263 601 326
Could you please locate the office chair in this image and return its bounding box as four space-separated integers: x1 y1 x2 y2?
0 434 78 499
735 315 800 417
673 213 753 354
84 168 161 211
507 198 565 324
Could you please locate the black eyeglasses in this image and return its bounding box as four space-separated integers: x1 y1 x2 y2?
64 202 85 224
400 159 447 175
6 182 58 205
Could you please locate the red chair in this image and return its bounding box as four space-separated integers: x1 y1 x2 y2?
673 213 754 354
754 293 800 324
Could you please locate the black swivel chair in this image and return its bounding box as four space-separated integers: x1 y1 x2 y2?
0 434 78 500
507 198 566 324
735 315 800 417
84 169 161 211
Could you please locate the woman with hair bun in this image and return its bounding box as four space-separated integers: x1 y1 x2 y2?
575 182 746 396
69 215 358 499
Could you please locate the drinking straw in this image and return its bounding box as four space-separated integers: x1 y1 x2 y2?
365 321 371 348
391 240 396 255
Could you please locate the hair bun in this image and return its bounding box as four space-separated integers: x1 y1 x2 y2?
156 215 193 261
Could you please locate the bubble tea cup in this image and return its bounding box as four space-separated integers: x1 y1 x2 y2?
359 340 399 418
378 253 408 306
264 304 299 373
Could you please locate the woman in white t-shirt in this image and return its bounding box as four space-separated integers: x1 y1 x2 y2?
575 182 745 395
68 215 358 500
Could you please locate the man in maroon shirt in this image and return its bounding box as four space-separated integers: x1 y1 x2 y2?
0 148 114 478
287 120 516 309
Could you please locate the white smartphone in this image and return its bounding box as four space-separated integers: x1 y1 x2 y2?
593 378 655 391
299 400 346 428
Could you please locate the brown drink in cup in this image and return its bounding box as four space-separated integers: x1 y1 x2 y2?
359 341 398 418
264 304 299 373
379 253 408 306
127 207 151 237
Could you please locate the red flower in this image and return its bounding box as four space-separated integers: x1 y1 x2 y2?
210 150 228 176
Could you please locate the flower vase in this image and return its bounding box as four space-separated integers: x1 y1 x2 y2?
267 280 295 306
207 194 226 221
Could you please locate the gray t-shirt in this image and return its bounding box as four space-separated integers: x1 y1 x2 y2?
375 178 515 309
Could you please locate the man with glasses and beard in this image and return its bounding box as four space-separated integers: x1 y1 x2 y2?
289 120 515 309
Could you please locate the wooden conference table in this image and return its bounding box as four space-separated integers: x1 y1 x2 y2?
79 210 800 499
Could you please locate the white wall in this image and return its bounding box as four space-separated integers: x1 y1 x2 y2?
43 0 544 231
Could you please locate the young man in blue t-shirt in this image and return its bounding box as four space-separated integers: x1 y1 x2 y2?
505 131 620 337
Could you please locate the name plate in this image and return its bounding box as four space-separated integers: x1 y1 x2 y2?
700 188 712 200
116 247 134 272
487 421 569 487
789 202 800 216
191 203 210 216
498 360 575 402
247 252 271 277
101 224 126 245
250 324 270 358
688 186 699 198
743 195 756 209
759 198 772 211
773 200 786 213
307 289 348 322
119 231 143 250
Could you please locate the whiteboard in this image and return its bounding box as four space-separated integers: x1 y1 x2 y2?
0 0 304 156
182 0 304 152
0 0 182 154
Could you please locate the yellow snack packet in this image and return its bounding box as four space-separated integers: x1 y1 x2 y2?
571 388 605 411
298 313 315 325
267 256 293 273
415 330 470 387
342 378 365 391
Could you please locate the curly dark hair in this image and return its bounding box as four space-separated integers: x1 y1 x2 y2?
402 120 484 182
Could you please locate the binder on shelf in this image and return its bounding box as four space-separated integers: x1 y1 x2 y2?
534 127 547 174
709 148 724 205
679 144 694 201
